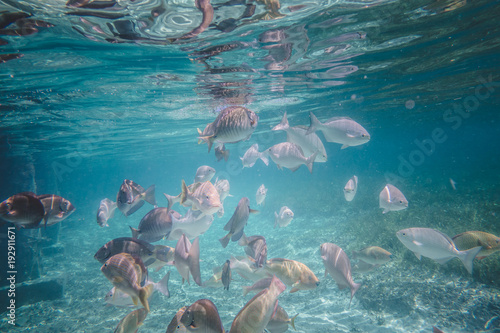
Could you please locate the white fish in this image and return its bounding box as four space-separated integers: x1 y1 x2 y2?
214 178 231 202
256 184 267 206
240 143 269 168
379 184 408 213
97 198 117 227
219 197 258 248
198 106 259 152
320 242 361 307
396 228 482 274
174 234 202 286
105 271 171 307
230 255 271 282
274 206 294 228
194 165 216 183
267 142 317 173
306 111 370 149
449 178 457 190
343 176 358 202
181 180 222 216
272 111 327 162
168 209 214 241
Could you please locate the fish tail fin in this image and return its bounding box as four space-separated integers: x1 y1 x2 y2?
237 233 248 246
219 233 231 248
189 237 202 286
223 149 230 162
305 151 318 174
163 193 176 209
155 271 170 297
242 286 250 296
458 246 482 274
259 153 269 166
130 226 140 239
197 128 203 144
306 111 321 135
290 313 299 330
180 180 189 205
143 185 156 206
349 282 362 308
139 284 153 312
272 111 289 131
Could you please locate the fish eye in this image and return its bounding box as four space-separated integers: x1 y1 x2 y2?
402 233 406 236
399 200 403 203
361 134 365 137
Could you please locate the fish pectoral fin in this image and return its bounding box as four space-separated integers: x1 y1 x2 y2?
132 296 139 306
112 276 124 283
341 144 349 149
412 240 423 246
413 252 422 260
289 166 300 172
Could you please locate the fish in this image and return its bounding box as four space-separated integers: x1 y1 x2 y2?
94 237 156 264
166 306 188 333
164 182 202 209
379 184 408 213
221 260 232 290
168 209 214 241
230 255 271 282
195 165 216 183
143 245 175 271
343 176 358 202
113 308 148 333
452 231 500 259
198 106 259 152
265 305 298 333
272 111 327 162
215 144 230 162
180 299 225 333
238 233 267 268
306 111 370 149
105 271 171 307
352 246 392 265
202 266 224 288
449 178 457 190
101 253 154 312
240 143 269 168
274 206 294 228
219 197 258 248
433 327 445 333
129 207 174 243
267 142 317 173
180 180 222 216
36 194 75 227
214 178 231 202
396 228 483 274
230 275 286 333
174 234 202 286
264 258 320 293
242 277 273 296
352 260 379 274
320 243 361 307
0 192 45 229
97 198 117 227
116 179 156 216
256 184 267 206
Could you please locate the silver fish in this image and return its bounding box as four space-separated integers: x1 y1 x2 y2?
256 184 267 206
214 178 231 202
230 255 271 282
174 234 202 286
238 233 268 268
219 197 258 248
195 165 216 183
230 275 286 333
129 207 175 243
396 228 482 274
320 242 361 307
240 143 269 168
221 260 232 291
181 180 222 216
343 175 358 202
273 111 327 162
274 206 293 228
168 209 214 241
268 142 317 173
180 299 225 333
97 198 117 227
116 179 156 217
37 194 76 227
113 308 148 333
379 184 408 213
198 106 259 152
306 111 370 149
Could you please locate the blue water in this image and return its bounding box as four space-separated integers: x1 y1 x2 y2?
1 0 500 332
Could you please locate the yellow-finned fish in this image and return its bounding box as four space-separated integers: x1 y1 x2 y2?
263 258 319 293
452 231 500 259
352 246 393 265
114 308 148 333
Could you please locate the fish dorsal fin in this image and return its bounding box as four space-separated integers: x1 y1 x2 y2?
413 252 421 260
433 229 455 247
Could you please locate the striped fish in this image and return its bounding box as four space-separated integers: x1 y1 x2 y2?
130 207 177 243
198 106 259 152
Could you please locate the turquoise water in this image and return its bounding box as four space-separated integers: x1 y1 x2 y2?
1 0 500 332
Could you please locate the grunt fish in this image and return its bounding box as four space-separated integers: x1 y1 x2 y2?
343 176 358 202
130 207 174 243
274 206 294 228
240 143 269 168
219 197 258 248
256 184 267 206
195 165 216 183
452 231 500 259
180 180 222 216
268 142 317 173
320 242 361 307
94 237 155 264
396 228 482 274
97 198 117 227
264 258 320 293
379 184 408 214
116 179 156 217
168 209 214 241
174 234 202 286
37 194 75 227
